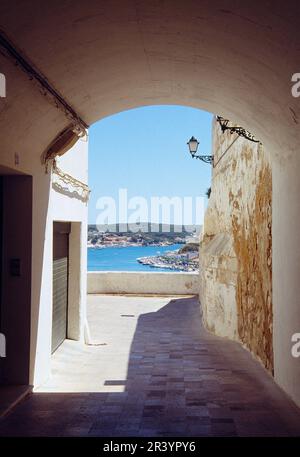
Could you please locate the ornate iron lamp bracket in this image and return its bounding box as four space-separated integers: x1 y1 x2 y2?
216 116 261 144
191 154 214 164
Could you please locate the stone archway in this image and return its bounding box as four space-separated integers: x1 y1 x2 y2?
0 0 299 405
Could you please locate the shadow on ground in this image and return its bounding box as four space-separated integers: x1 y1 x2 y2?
0 296 300 436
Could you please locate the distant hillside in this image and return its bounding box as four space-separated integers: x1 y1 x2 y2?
89 223 202 234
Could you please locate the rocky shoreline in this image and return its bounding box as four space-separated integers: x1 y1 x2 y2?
137 250 199 272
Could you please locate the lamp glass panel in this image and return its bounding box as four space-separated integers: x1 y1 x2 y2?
188 137 199 153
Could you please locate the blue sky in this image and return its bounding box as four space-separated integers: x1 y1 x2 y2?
88 105 213 224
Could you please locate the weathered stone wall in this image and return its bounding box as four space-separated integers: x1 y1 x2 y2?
200 118 273 372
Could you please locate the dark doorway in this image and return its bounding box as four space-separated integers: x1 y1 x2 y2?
52 222 71 353
0 177 3 385
0 174 32 386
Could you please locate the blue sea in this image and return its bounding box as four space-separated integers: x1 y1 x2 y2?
87 244 182 272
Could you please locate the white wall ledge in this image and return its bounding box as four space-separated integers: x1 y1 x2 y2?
87 271 199 296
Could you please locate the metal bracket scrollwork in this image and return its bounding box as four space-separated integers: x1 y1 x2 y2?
216 116 261 144
191 154 214 164
52 160 91 203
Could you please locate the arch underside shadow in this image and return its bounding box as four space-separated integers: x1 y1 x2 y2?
0 0 299 167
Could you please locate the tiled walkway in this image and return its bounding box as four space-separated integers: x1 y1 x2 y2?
0 295 300 436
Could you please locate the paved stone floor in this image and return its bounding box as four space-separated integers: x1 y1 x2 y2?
1 295 300 437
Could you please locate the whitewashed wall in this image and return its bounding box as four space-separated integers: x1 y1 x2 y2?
31 137 88 387
88 271 199 296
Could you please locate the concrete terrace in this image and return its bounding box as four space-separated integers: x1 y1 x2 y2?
0 295 300 437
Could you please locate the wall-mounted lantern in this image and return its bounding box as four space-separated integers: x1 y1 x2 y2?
187 115 261 166
187 136 213 164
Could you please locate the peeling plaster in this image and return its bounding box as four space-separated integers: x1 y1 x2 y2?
200 120 273 372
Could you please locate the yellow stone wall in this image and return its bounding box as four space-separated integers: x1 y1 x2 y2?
200 118 273 372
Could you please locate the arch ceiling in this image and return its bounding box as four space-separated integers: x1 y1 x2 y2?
0 0 299 171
